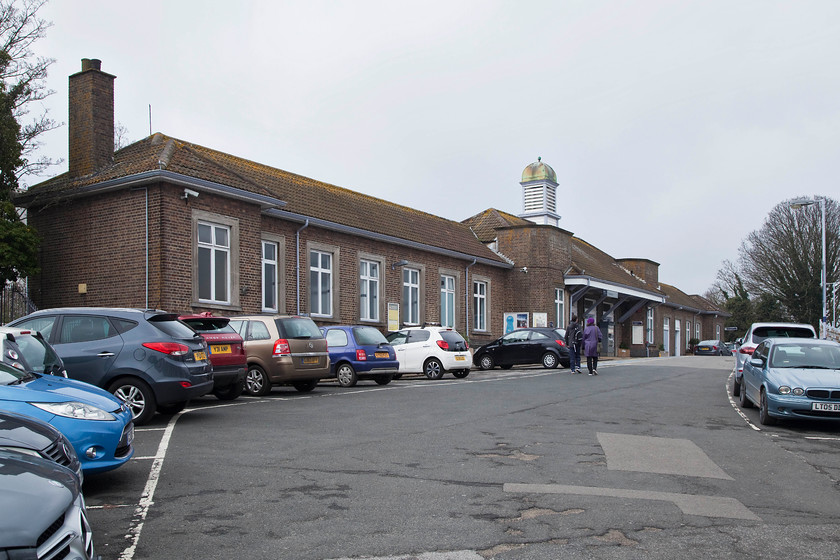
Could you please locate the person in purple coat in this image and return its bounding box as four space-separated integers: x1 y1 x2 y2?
582 317 602 375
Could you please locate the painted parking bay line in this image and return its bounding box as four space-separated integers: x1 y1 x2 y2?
504 483 759 520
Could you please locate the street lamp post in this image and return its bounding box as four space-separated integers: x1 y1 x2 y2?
790 196 827 338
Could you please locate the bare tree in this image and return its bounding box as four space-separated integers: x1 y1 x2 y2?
1 0 59 184
738 196 839 327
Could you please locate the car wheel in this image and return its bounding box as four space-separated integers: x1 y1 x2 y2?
424 358 444 380
157 401 187 415
213 379 245 401
292 379 318 393
336 364 358 387
373 375 392 385
452 369 470 378
108 378 157 426
478 354 494 370
731 375 741 397
759 388 776 426
739 380 753 408
541 352 558 369
392 373 403 380
245 365 272 396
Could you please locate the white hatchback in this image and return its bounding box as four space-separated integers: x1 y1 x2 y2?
386 326 472 379
732 322 816 396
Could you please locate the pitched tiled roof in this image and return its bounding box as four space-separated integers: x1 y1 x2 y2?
659 282 706 311
22 134 508 265
690 294 729 315
570 238 662 295
463 208 533 243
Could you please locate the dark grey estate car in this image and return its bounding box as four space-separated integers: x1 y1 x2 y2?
10 308 214 425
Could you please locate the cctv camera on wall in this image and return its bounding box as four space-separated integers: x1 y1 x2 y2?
181 188 199 199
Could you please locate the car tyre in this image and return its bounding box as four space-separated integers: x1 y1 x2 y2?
541 352 558 369
374 375 393 385
731 375 741 397
213 379 245 401
336 364 358 387
245 365 272 396
452 369 470 378
392 373 403 380
424 358 444 380
157 401 187 415
292 379 318 393
478 354 494 370
759 388 776 426
109 378 157 426
739 381 753 408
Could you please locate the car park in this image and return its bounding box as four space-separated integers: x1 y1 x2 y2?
0 410 82 481
385 326 471 379
694 339 729 356
321 325 399 387
738 338 840 425
9 308 214 425
228 315 330 396
179 313 247 400
0 449 96 559
473 327 570 370
0 360 134 474
732 322 816 397
0 326 67 377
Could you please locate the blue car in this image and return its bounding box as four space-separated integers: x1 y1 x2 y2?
0 361 134 474
321 325 399 387
740 337 840 425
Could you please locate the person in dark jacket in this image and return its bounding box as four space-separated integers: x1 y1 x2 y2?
564 315 583 373
582 317 602 375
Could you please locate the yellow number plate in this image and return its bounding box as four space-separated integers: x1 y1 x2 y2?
374 352 389 358
455 355 466 361
302 357 319 365
194 351 207 361
211 345 231 354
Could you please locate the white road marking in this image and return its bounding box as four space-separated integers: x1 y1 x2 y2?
727 371 761 431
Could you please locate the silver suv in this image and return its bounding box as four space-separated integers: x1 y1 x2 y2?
732 322 816 396
386 326 471 379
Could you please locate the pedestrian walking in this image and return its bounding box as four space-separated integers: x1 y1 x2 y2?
564 314 583 373
582 317 602 375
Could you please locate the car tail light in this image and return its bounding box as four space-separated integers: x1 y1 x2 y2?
436 340 450 350
712 345 718 351
143 342 190 356
555 339 566 347
356 349 367 361
739 346 755 355
273 339 291 357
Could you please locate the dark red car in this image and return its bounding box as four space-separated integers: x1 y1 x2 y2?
179 313 247 400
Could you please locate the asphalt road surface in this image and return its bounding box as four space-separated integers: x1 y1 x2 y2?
81 356 840 559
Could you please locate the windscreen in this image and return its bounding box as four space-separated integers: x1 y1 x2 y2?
753 326 815 343
277 317 323 339
352 326 388 345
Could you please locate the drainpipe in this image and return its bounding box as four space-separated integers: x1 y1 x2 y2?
131 186 149 308
465 258 477 338
295 220 310 315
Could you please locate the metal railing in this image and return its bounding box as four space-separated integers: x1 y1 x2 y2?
0 281 37 325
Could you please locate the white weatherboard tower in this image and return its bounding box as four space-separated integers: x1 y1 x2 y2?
519 157 560 226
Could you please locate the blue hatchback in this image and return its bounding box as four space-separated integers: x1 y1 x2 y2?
0 361 134 474
321 325 399 387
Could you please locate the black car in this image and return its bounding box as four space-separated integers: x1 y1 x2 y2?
694 339 728 356
10 308 214 425
0 410 82 481
0 450 96 559
473 327 570 370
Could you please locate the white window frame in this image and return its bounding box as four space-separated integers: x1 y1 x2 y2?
402 267 421 325
663 317 670 352
197 221 231 304
695 321 701 340
360 259 380 322
261 240 279 312
441 274 456 328
473 280 488 332
646 308 654 344
555 288 565 329
309 249 333 317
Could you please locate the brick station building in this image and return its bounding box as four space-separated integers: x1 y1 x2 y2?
14 59 726 356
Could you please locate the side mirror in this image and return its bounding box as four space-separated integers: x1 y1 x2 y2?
748 357 765 368
735 338 743 346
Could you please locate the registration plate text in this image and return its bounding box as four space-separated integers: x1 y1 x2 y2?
812 402 840 412
193 351 207 361
302 357 319 365
455 355 466 361
374 352 389 358
211 344 231 354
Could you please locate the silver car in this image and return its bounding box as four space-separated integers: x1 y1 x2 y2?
732 322 816 397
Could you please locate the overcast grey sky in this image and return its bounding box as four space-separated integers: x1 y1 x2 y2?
28 0 840 296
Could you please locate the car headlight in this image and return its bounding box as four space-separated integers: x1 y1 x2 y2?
30 401 115 421
779 386 791 395
792 388 805 396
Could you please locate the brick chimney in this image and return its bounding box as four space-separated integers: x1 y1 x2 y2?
68 58 115 177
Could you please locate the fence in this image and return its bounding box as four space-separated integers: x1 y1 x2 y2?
1 282 37 325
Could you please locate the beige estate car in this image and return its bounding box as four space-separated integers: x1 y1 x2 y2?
228 315 330 396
